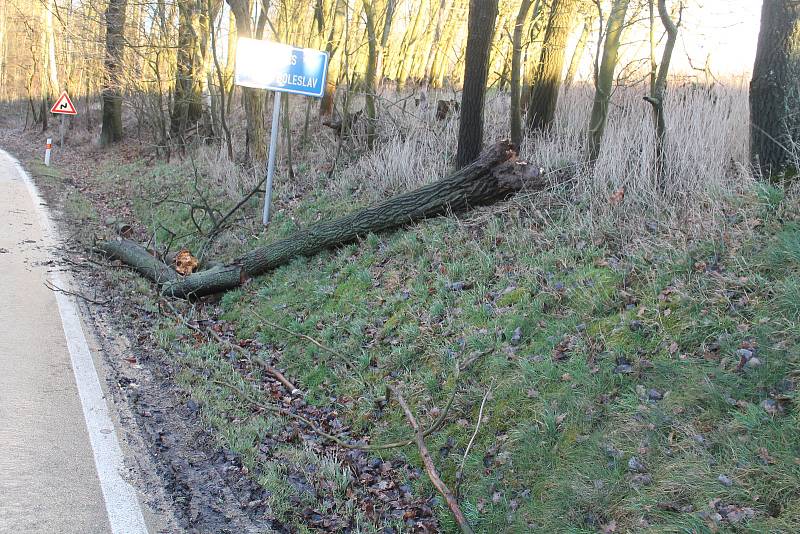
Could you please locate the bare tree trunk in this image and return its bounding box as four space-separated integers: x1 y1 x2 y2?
511 0 535 146
455 0 499 168
644 0 679 186
45 0 59 97
520 0 548 110
171 0 206 138
586 0 629 162
319 0 342 119
376 0 397 85
526 0 578 133
564 13 592 89
363 1 379 149
423 0 451 86
750 0 800 179
209 0 233 159
395 1 425 89
101 142 543 298
225 7 236 113
100 0 128 146
228 0 266 161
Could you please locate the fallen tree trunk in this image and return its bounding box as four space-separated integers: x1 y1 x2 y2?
99 141 545 299
97 238 179 284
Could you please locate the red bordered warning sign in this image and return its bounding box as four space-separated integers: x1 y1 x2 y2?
50 91 77 115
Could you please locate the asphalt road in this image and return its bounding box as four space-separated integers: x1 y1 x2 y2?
0 150 148 533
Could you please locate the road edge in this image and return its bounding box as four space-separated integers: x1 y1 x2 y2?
4 150 150 534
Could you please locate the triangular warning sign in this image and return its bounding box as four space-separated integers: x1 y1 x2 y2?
50 91 77 115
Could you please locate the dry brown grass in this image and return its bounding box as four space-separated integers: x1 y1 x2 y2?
265 76 755 250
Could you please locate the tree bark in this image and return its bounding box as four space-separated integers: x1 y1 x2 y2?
511 0 535 146
586 0 629 162
319 0 342 119
363 1 379 149
98 239 179 284
564 13 592 89
644 0 679 186
525 0 578 134
101 142 545 299
170 0 205 137
100 0 128 146
228 0 267 161
455 0 499 169
750 0 800 179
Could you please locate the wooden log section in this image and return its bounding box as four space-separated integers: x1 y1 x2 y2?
99 141 545 299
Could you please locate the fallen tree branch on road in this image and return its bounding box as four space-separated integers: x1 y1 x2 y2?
98 141 544 298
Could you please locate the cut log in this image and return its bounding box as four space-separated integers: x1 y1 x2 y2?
97 238 179 284
100 141 545 299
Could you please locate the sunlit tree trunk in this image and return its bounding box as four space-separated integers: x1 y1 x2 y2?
0 2 6 91
586 0 629 162
228 0 266 161
423 0 451 86
100 0 128 146
564 13 592 89
224 7 236 112
750 0 800 179
45 0 59 97
319 0 343 118
376 0 396 85
521 0 548 109
526 0 578 133
455 0 499 168
644 0 679 185
171 0 206 137
511 0 535 146
395 2 425 89
363 1 379 149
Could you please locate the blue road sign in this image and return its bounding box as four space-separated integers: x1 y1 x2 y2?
235 38 329 98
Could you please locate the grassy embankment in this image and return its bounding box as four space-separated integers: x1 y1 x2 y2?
31 150 800 532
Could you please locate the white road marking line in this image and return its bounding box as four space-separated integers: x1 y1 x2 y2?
5 151 149 534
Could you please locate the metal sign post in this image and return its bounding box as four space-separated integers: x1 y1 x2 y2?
47 91 77 164
234 38 329 226
263 91 282 225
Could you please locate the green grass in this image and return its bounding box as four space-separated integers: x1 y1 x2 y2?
48 155 800 532
190 195 799 532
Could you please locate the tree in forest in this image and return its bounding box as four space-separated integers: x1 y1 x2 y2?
643 0 679 184
227 0 267 161
750 0 800 179
423 0 452 88
586 0 630 162
455 0 499 168
363 0 398 149
363 1 380 149
526 0 579 133
319 0 343 119
510 0 536 146
564 11 593 89
100 0 128 147
171 0 205 137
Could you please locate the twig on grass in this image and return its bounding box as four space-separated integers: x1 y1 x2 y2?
44 280 111 305
252 310 350 364
160 298 301 394
212 377 453 452
390 384 476 534
455 385 493 499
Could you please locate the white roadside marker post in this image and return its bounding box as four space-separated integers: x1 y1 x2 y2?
263 91 282 225
44 138 52 166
